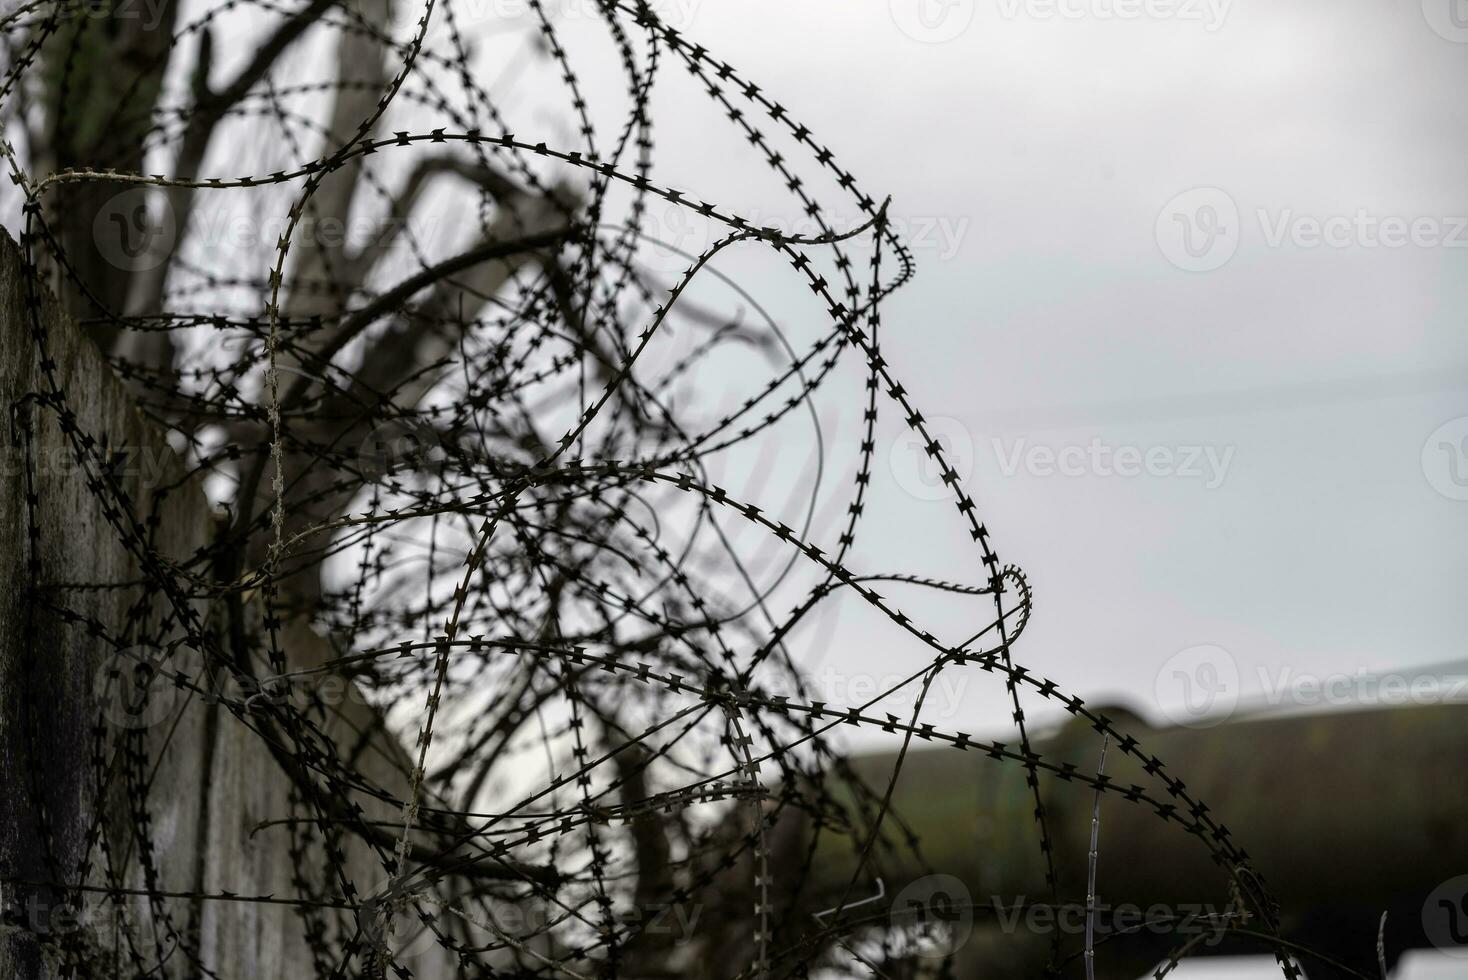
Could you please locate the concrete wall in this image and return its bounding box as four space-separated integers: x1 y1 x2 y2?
0 230 450 978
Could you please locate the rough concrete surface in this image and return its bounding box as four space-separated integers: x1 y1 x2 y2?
0 229 451 978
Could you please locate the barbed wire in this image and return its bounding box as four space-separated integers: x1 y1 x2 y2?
0 1 1326 977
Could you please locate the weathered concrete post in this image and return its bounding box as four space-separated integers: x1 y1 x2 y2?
0 230 452 978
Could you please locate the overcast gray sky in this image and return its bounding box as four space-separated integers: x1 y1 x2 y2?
548 0 1468 729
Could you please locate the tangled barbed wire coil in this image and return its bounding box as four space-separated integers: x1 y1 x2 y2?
0 2 1306 978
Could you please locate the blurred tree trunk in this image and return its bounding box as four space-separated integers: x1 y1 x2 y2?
31 0 582 618
38 0 179 343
